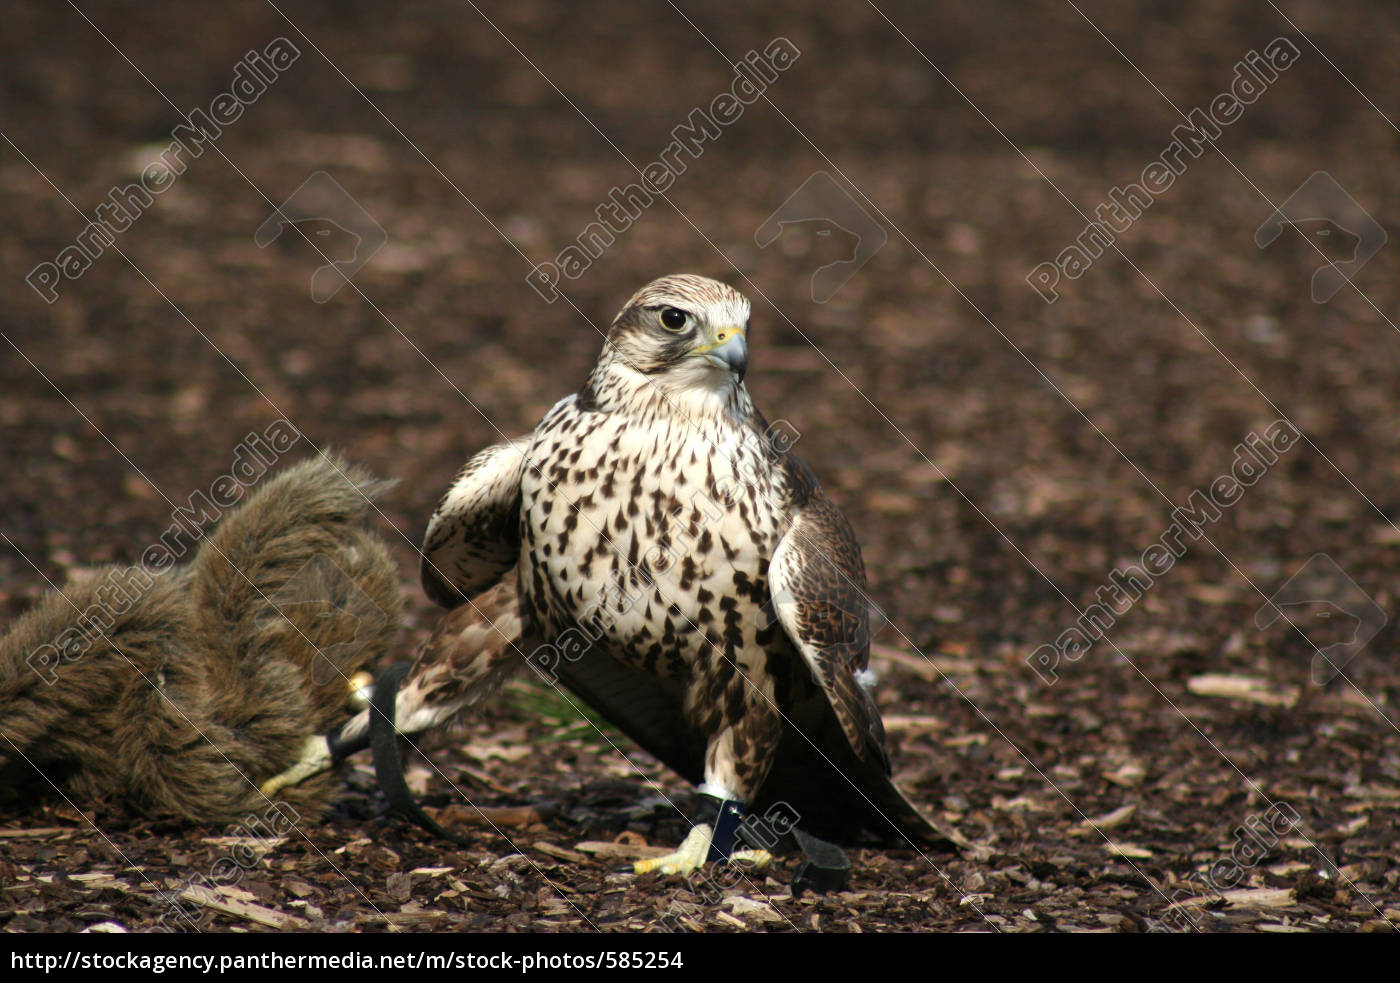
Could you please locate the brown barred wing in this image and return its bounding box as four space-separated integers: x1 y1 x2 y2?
421 437 531 608
766 489 890 773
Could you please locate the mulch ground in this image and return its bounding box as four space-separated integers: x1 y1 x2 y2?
2 0 1399 933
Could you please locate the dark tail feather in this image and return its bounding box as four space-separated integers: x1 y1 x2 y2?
755 700 974 856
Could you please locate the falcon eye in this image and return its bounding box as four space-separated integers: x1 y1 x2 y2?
659 307 690 332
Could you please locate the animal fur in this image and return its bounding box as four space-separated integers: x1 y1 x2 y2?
0 455 401 824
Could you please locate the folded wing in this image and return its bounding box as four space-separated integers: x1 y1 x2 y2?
767 487 890 773
421 436 531 608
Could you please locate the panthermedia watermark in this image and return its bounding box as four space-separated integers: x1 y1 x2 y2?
258 553 395 687
255 172 387 303
25 38 301 304
1255 553 1385 685
154 802 301 932
526 38 801 303
1027 37 1301 303
1255 171 1387 303
1151 801 1301 932
755 172 887 303
25 420 301 684
1027 420 1300 684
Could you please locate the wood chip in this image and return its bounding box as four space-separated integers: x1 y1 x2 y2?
1180 887 1296 909
1074 804 1136 835
80 922 128 933
726 896 784 922
1336 815 1369 835
0 827 69 838
1368 523 1400 545
992 795 1044 812
715 911 749 930
434 804 553 827
463 742 533 763
1223 889 1296 909
533 841 587 864
1103 763 1147 788
212 884 262 904
387 872 412 903
282 878 317 898
200 836 286 850
944 733 988 748
882 715 945 735
452 763 516 794
1186 674 1299 708
870 643 983 678
180 885 309 930
1174 887 1296 909
1186 584 1238 605
36 872 116 885
574 841 670 860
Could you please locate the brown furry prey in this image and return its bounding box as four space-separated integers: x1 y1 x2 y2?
266 274 965 877
0 456 400 824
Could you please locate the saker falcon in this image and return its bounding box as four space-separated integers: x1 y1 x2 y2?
267 274 956 874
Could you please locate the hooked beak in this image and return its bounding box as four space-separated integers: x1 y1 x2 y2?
695 327 748 383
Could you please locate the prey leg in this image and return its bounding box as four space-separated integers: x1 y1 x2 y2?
260 735 337 797
259 670 375 797
259 581 525 798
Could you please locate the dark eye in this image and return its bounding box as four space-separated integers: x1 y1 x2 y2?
659 307 690 331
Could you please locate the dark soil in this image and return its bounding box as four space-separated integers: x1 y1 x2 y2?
3 0 1399 933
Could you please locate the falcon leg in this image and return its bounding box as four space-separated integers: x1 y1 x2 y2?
633 693 782 877
632 792 773 876
259 581 526 797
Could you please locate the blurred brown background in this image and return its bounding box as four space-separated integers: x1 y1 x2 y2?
2 1 1398 932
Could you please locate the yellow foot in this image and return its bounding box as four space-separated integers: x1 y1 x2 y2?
632 824 774 876
259 735 332 797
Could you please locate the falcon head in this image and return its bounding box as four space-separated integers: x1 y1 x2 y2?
600 274 752 391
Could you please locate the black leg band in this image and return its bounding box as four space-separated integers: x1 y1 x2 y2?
326 722 368 763
703 796 747 863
